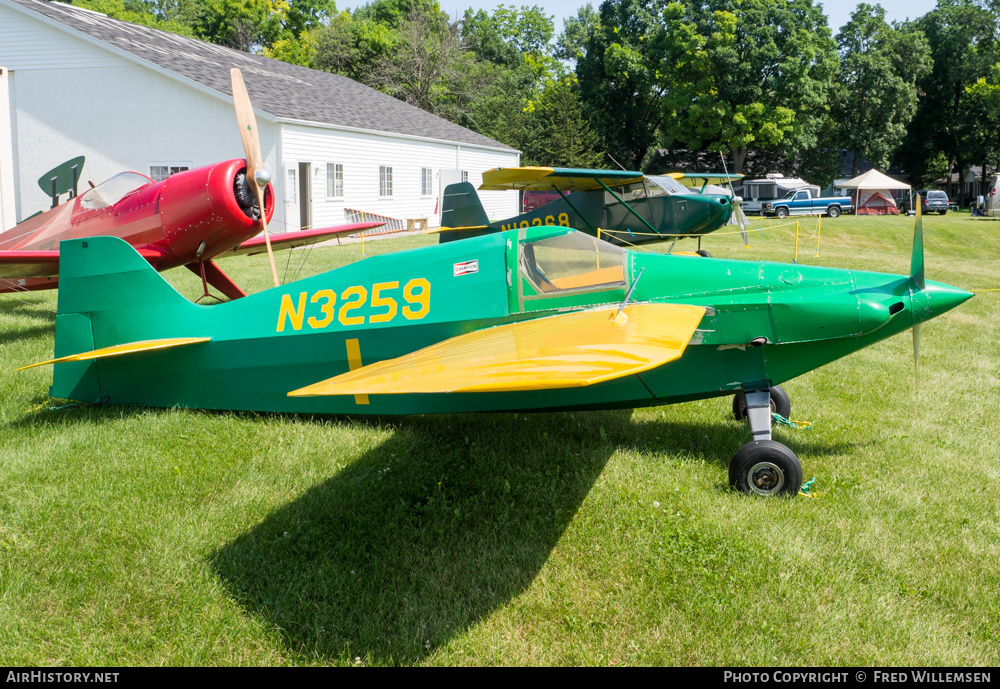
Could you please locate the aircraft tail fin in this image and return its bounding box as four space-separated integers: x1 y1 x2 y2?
45 237 200 402
439 182 495 243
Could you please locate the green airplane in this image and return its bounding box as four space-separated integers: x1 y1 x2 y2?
439 167 744 255
20 205 969 497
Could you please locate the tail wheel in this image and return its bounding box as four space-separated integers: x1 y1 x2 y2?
696 249 712 258
729 440 802 497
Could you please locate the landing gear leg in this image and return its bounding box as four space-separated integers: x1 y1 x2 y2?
729 386 802 497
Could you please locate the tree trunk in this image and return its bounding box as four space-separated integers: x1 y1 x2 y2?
852 151 859 178
731 146 748 175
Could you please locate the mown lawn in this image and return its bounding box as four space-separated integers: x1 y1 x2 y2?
1 212 997 666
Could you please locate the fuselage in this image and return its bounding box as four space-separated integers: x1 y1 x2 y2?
483 188 733 244
0 159 273 291
49 227 972 415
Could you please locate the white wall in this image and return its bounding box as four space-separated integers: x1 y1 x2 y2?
281 122 519 231
0 3 281 226
0 66 16 231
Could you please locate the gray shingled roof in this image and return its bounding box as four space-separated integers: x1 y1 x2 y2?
6 0 515 151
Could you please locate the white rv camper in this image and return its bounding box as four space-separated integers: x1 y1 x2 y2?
984 174 1000 217
737 174 821 214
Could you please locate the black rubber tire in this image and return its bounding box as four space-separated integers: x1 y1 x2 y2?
827 205 841 218
696 249 712 258
775 207 789 219
729 440 802 497
940 210 947 215
732 385 791 421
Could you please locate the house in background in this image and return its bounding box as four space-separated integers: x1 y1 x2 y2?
0 0 519 233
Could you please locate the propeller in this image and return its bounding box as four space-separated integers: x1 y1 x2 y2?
230 68 279 287
910 196 924 388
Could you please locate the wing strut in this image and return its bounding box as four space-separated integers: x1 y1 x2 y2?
597 179 660 236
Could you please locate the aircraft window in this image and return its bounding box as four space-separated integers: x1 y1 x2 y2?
79 172 152 210
646 176 689 196
519 232 626 295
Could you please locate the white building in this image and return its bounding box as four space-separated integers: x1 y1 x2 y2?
0 0 519 232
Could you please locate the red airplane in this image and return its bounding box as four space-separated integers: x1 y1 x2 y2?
0 69 382 302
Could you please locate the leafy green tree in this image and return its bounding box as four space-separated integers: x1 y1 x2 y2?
575 0 676 170
526 76 604 168
461 4 555 69
197 0 290 52
831 4 931 177
659 0 838 174
897 1 1000 198
370 9 467 113
71 0 197 35
554 3 599 63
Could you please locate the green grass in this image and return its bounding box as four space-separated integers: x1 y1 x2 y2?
1 213 998 666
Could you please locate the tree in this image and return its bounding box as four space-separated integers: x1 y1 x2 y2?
197 0 290 52
369 9 467 113
896 1 1000 199
831 4 931 177
71 0 197 35
527 76 604 168
575 0 676 170
658 0 839 174
554 3 599 63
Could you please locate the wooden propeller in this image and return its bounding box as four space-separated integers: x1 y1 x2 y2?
230 68 279 287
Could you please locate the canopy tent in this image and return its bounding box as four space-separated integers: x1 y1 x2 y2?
837 169 911 215
837 169 911 191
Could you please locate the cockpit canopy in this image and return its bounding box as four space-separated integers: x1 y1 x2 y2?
518 230 626 297
79 172 152 210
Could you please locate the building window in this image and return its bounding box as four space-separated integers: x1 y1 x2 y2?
287 168 298 204
421 167 433 196
327 163 343 198
380 165 393 197
148 164 190 182
461 170 469 183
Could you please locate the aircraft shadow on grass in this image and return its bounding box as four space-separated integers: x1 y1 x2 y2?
207 408 861 664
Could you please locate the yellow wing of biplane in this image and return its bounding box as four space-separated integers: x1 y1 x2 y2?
479 167 645 193
16 337 210 370
668 172 745 188
288 303 705 397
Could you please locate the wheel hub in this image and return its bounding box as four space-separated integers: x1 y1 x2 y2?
748 461 785 496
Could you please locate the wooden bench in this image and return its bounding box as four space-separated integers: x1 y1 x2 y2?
407 218 429 232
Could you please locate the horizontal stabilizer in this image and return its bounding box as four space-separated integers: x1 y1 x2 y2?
17 337 209 371
221 222 385 257
288 303 705 397
0 250 61 279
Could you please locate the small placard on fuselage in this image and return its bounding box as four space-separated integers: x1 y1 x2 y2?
454 259 479 276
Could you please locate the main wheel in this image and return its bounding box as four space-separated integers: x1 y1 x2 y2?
775 207 789 219
729 440 802 497
732 385 791 421
696 249 712 258
827 205 841 218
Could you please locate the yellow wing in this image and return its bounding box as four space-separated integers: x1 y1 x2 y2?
16 337 210 371
479 167 644 193
288 303 705 397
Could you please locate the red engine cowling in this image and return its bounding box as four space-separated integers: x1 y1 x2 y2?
151 159 275 268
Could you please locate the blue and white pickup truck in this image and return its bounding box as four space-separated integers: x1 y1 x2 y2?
761 190 854 218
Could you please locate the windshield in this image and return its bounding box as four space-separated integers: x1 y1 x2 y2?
646 175 690 196
520 231 626 295
926 191 947 199
79 172 152 210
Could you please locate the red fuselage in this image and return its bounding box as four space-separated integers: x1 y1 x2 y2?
1 159 274 287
